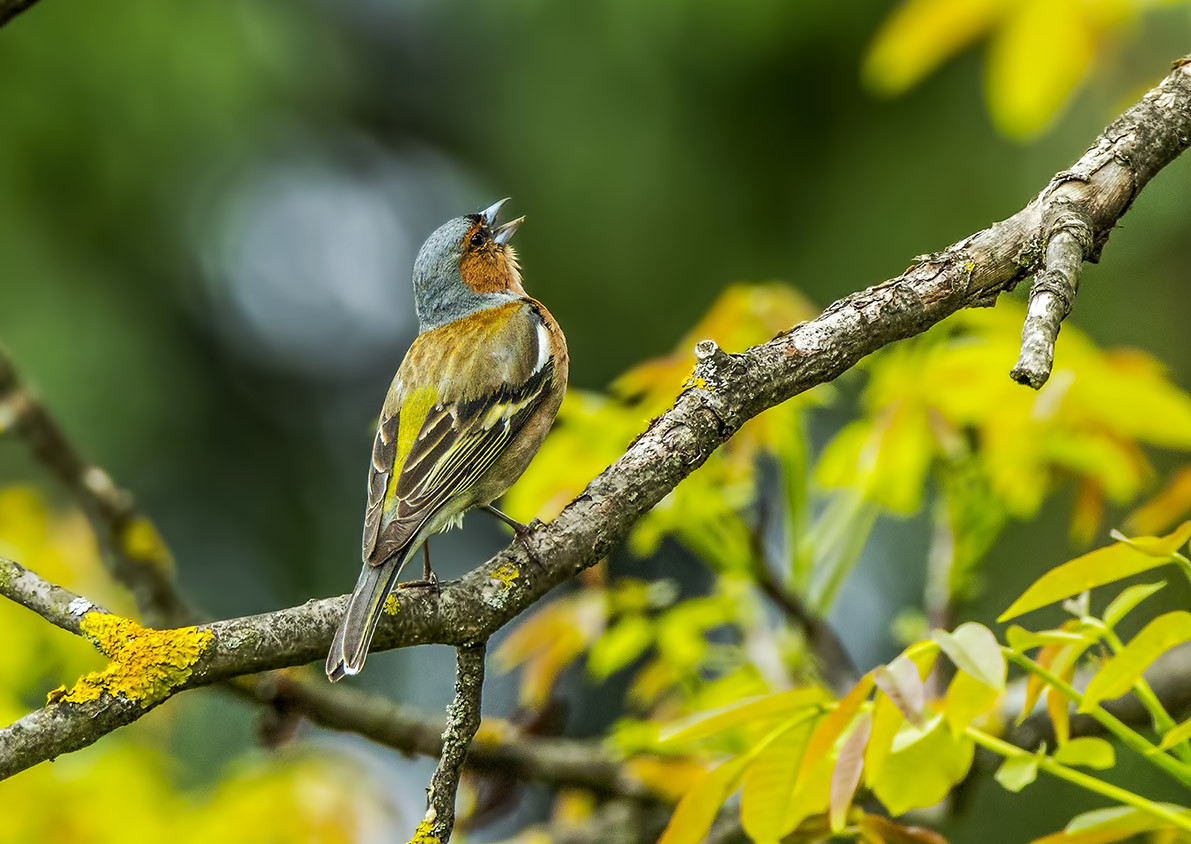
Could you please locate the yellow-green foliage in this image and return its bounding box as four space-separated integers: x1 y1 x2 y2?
0 489 403 843
54 612 213 706
863 0 1191 138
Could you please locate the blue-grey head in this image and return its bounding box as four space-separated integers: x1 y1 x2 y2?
411 198 525 332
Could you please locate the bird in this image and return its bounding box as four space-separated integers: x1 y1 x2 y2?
326 199 569 681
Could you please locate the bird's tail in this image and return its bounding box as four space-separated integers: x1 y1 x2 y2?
326 548 413 681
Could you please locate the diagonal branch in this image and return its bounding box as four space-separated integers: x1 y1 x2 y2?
2 54 1190 783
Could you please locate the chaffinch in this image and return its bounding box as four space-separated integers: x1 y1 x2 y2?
326 199 569 680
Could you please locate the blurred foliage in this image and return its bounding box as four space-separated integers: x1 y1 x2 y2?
0 488 398 842
865 0 1191 138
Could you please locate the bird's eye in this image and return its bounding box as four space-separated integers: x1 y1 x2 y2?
469 231 486 249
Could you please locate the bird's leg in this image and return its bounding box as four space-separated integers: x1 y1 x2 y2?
396 539 440 593
480 504 532 537
480 504 544 569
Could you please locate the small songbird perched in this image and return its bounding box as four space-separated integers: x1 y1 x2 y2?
326 199 569 681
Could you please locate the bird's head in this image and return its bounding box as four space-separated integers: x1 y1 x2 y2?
411 199 526 331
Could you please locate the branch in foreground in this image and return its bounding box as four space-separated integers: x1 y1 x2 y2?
2 54 1190 782
411 644 486 844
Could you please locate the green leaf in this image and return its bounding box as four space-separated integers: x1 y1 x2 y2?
932 623 1005 690
829 711 873 833
1154 714 1191 754
1102 581 1166 629
659 687 830 746
994 755 1038 792
998 525 1191 622
587 614 653 680
870 715 974 815
1053 737 1115 770
1082 611 1191 711
657 755 750 844
740 714 816 843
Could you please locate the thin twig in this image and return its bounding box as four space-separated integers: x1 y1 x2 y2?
243 672 671 801
409 644 486 843
1011 205 1094 388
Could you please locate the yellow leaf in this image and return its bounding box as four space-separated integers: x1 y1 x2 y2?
998 526 1191 622
797 674 875 782
870 716 975 816
1048 685 1071 746
986 0 1094 138
1053 737 1115 770
1154 714 1191 754
740 714 817 842
658 687 830 746
995 755 1038 792
1102 582 1166 629
862 0 1003 96
587 614 653 680
1033 805 1191 844
864 690 904 789
1082 611 1191 711
657 755 750 844
943 670 1000 736
1111 521 1191 557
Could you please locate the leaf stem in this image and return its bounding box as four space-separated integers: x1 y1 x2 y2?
968 727 1191 833
1004 649 1191 789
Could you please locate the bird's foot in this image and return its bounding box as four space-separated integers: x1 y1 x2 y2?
397 570 440 595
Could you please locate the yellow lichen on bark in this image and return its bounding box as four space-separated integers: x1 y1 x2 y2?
490 562 520 590
405 817 440 844
56 612 213 706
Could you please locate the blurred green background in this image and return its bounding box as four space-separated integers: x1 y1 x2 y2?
2 0 1191 840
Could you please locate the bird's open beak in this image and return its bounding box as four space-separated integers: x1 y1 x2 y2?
480 197 510 227
493 216 524 245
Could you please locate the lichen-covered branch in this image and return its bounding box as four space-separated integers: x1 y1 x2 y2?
410 644 486 844
0 556 105 636
2 54 1190 783
0 349 191 625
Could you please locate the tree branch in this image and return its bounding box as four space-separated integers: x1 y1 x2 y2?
2 54 1190 783
410 644 486 843
253 673 668 801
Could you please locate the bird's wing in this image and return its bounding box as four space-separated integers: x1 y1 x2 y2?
362 300 559 565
